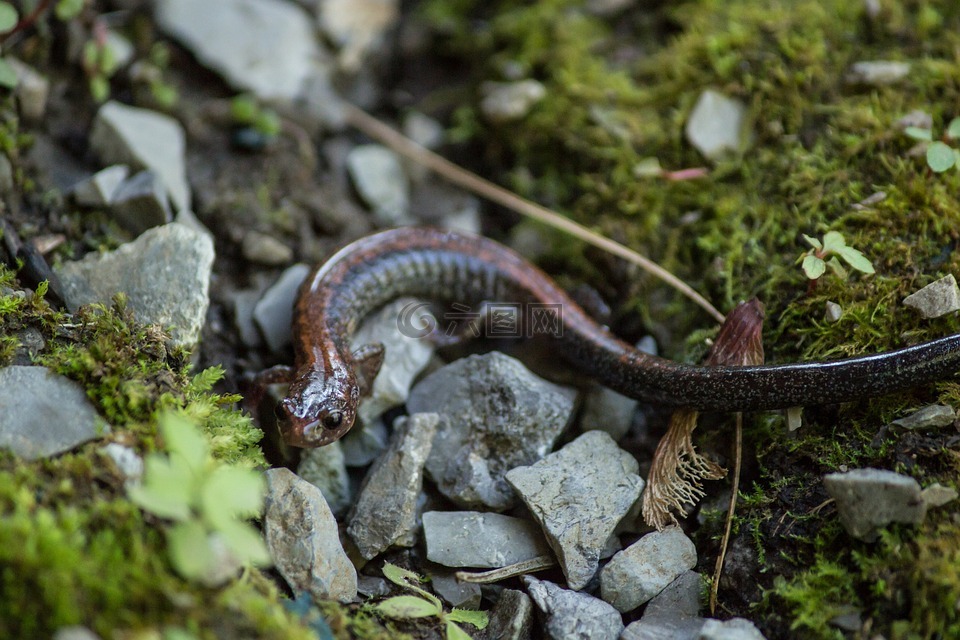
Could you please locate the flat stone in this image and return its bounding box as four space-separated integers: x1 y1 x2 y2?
110 170 173 235
297 440 351 517
0 366 108 460
339 417 389 467
230 288 264 348
600 527 697 612
155 0 324 100
357 575 390 598
920 483 958 510
480 80 547 123
903 274 960 318
891 404 956 430
408 351 576 510
56 223 214 348
685 90 748 161
317 0 399 72
427 568 482 609
621 617 705 640
698 617 767 640
346 144 412 225
823 468 925 541
241 231 294 266
478 589 534 640
506 431 644 590
90 100 190 212
644 570 702 620
263 468 357 602
252 263 310 354
522 576 624 640
72 165 130 207
846 60 911 86
347 413 438 559
423 511 552 569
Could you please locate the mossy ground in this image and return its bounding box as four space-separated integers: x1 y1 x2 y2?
420 0 960 637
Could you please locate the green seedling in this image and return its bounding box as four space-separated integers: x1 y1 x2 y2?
230 94 281 138
374 563 488 640
128 412 271 584
904 117 960 173
799 231 874 281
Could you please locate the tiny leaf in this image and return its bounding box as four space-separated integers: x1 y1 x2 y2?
216 520 271 567
167 520 212 581
445 620 474 640
903 126 933 142
826 256 848 280
447 608 489 629
375 595 441 619
128 454 195 520
801 234 822 250
633 157 662 177
160 413 209 473
381 562 442 608
0 58 17 89
947 117 960 140
55 0 84 21
200 465 265 528
837 246 875 274
821 231 846 253
89 74 109 103
0 3 18 33
927 141 956 172
802 255 826 280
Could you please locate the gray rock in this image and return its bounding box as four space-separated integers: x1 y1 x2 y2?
340 417 389 467
684 90 749 161
298 440 351 517
408 351 576 510
52 627 102 640
242 231 294 266
479 589 534 640
891 404 956 430
13 325 45 365
480 80 547 123
252 263 310 354
230 288 264 348
897 109 932 131
846 60 911 86
99 443 143 484
347 413 438 559
522 576 624 640
155 0 324 100
423 511 552 569
0 154 12 195
579 385 637 440
351 298 435 427
506 431 644 590
90 100 190 212
357 575 390 597
600 527 697 612
824 301 842 323
72 165 130 207
110 170 173 235
823 468 927 541
903 274 960 318
644 570 702 619
56 223 214 348
409 179 481 233
8 58 49 123
428 569 483 609
263 468 357 602
403 111 445 150
317 0 399 72
346 144 412 225
0 366 108 460
920 483 958 510
621 618 706 640
697 617 767 640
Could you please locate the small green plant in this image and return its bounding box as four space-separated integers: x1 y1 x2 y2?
230 94 281 138
799 231 875 281
904 117 960 173
373 563 488 640
129 412 271 584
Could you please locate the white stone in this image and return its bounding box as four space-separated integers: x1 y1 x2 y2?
685 90 748 161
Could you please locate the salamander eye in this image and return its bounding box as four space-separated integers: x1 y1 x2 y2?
322 411 343 430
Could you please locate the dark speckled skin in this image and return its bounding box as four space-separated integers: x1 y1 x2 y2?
279 227 960 447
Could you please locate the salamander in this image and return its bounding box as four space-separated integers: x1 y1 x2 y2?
260 226 960 447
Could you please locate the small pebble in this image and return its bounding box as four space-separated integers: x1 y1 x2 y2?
902 274 960 319
480 80 547 123
890 404 956 430
241 230 294 266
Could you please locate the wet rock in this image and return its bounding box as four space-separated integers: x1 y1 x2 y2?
110 170 173 235
506 431 644 590
298 440 351 517
579 385 637 440
824 301 842 323
99 443 144 485
263 468 357 602
522 576 623 640
317 0 399 72
685 90 748 161
90 100 190 212
423 511 552 569
8 58 49 123
241 231 294 266
351 298 435 427
408 352 576 510
823 468 928 541
347 413 438 559
698 617 767 639
480 80 547 123
346 144 412 225
479 588 534 640
846 60 911 86
428 568 482 609
72 165 130 207
57 223 214 348
600 527 697 612
891 404 956 430
0 366 108 460
252 263 310 354
155 0 324 100
903 274 960 318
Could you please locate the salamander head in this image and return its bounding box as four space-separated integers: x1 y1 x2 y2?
277 364 359 447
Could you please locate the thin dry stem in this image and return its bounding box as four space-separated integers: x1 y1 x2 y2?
710 412 742 614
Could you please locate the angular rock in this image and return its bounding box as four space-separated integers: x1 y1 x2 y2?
480 80 547 123
600 527 697 612
685 90 748 161
317 0 399 72
903 274 960 319
72 165 130 207
427 569 482 609
263 468 357 602
846 61 911 86
156 0 324 100
506 431 644 589
698 617 767 640
0 366 108 460
56 223 214 348
823 468 927 541
90 100 190 212
110 170 173 235
230 288 264 348
252 263 310 354
408 351 576 510
297 440 351 517
347 413 438 559
340 417 389 467
522 576 623 640
241 230 294 266
423 511 552 569
8 58 49 123
357 575 390 597
644 570 702 620
621 617 705 640
346 144 412 225
479 589 535 640
891 404 956 430
920 483 958 510
579 385 637 440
